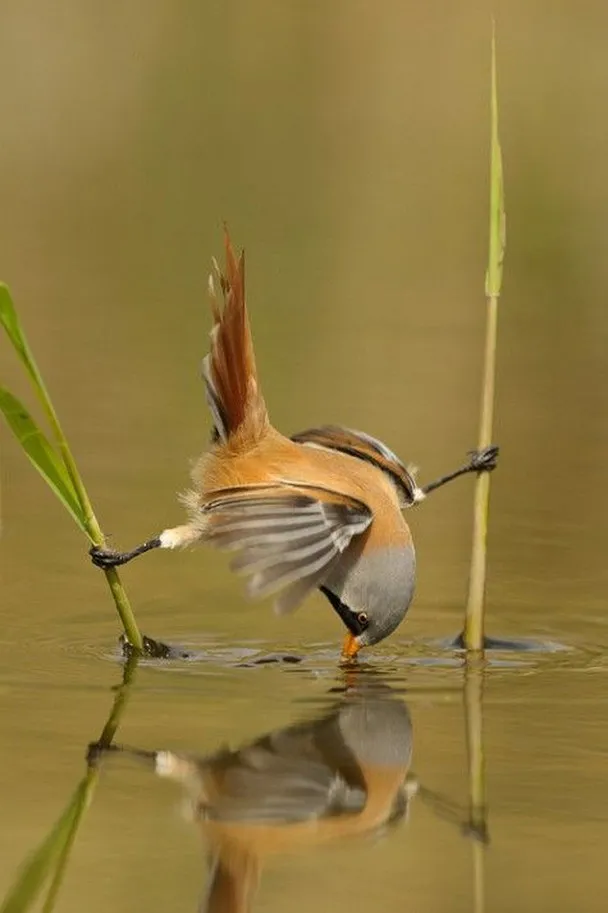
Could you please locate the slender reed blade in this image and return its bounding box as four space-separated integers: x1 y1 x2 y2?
0 285 29 363
0 285 57 410
0 388 88 535
464 22 506 651
0 284 144 651
0 284 96 532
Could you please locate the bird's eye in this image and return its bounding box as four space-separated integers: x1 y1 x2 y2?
357 612 369 628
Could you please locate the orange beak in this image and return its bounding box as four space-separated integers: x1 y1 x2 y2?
341 632 360 661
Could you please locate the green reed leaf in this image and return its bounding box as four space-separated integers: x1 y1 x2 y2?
0 284 24 350
0 285 37 382
0 284 144 648
0 388 87 534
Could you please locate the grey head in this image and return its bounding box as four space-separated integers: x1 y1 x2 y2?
322 543 417 648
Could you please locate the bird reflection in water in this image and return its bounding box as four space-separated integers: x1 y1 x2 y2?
174 675 411 911
91 673 414 910
91 673 473 912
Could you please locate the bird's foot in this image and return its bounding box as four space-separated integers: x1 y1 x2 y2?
467 445 499 473
89 536 161 569
89 545 127 568
86 741 119 767
461 819 491 845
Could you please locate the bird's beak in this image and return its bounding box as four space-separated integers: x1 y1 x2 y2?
341 632 360 661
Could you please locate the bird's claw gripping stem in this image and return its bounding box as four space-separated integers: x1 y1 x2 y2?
89 545 128 569
89 537 161 569
468 444 499 474
420 445 499 497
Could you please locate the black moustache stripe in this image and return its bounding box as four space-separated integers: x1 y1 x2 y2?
319 586 369 636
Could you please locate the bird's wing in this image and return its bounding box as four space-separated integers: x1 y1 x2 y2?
210 752 364 823
205 724 366 823
291 424 418 505
201 482 372 614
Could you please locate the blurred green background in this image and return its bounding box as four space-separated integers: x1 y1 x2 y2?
1 3 608 912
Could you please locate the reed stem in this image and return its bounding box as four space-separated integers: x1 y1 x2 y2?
464 23 505 652
464 660 488 912
1 290 144 651
30 361 143 650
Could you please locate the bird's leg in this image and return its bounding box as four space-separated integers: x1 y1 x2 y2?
90 537 161 568
89 524 200 569
415 782 490 844
87 741 158 768
420 445 499 497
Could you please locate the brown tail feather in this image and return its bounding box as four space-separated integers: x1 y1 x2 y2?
203 230 268 445
201 849 259 913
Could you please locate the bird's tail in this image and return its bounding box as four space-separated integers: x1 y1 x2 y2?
202 229 269 447
199 848 260 913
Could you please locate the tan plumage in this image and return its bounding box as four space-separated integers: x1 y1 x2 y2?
90 229 498 656
155 230 418 655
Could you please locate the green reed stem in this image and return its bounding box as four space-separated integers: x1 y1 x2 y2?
464 22 505 652
27 351 143 650
0 287 143 651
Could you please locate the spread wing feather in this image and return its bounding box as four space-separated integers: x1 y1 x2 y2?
202 485 372 614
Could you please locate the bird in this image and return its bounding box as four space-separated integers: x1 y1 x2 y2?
88 673 417 913
90 230 498 659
